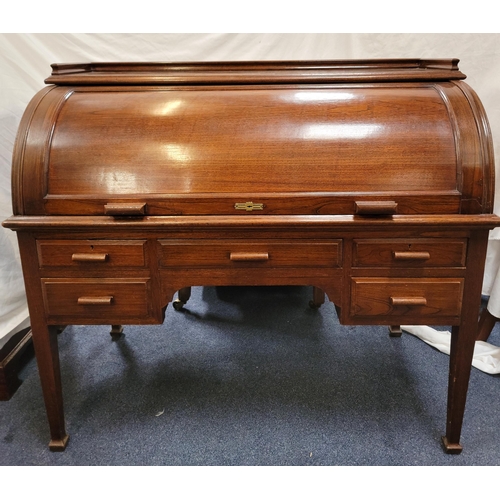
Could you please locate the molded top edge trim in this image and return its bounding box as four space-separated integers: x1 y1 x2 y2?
45 59 466 85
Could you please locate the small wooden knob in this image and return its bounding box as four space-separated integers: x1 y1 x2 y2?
104 202 146 216
390 297 427 306
229 252 269 262
393 251 430 261
77 296 114 305
355 201 398 215
72 253 108 262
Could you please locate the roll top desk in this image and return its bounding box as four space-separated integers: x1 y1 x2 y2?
3 59 499 453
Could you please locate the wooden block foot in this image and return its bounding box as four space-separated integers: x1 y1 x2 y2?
49 434 70 452
388 325 402 337
110 325 124 340
441 436 463 454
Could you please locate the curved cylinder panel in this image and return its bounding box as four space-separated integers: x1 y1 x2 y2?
11 60 494 216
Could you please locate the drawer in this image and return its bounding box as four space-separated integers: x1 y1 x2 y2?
352 239 467 267
159 239 342 268
350 278 464 319
41 278 152 323
37 240 147 268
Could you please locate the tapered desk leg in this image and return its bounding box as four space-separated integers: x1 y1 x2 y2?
441 324 475 454
442 231 488 454
31 321 69 451
16 233 69 451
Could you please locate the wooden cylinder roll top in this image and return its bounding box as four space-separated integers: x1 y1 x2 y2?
11 59 494 217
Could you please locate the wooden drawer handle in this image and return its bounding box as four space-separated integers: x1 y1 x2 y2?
355 201 398 215
229 252 269 262
104 202 146 216
393 251 431 261
77 296 114 305
72 253 109 262
390 296 427 306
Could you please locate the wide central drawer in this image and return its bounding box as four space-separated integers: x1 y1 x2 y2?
350 277 464 320
41 278 153 323
159 239 342 268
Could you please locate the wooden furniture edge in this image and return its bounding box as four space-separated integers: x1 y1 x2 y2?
4 214 500 231
0 327 33 401
45 59 466 85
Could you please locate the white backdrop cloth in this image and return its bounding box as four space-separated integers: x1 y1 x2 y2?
402 326 500 374
1 34 500 353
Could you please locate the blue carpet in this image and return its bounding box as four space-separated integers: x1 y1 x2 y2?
1 286 499 465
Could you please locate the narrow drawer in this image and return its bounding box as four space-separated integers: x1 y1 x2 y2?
350 278 464 319
159 239 342 268
37 240 147 268
41 278 152 323
353 239 467 267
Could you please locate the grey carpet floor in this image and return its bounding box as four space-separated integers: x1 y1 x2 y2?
1 285 499 465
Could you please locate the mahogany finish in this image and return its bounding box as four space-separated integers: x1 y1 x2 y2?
3 59 499 453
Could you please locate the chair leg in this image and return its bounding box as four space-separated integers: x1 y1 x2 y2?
477 307 497 341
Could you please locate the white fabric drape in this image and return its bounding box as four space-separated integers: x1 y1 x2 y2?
402 325 500 374
1 33 500 350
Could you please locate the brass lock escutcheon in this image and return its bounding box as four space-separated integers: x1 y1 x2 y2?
234 201 265 212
